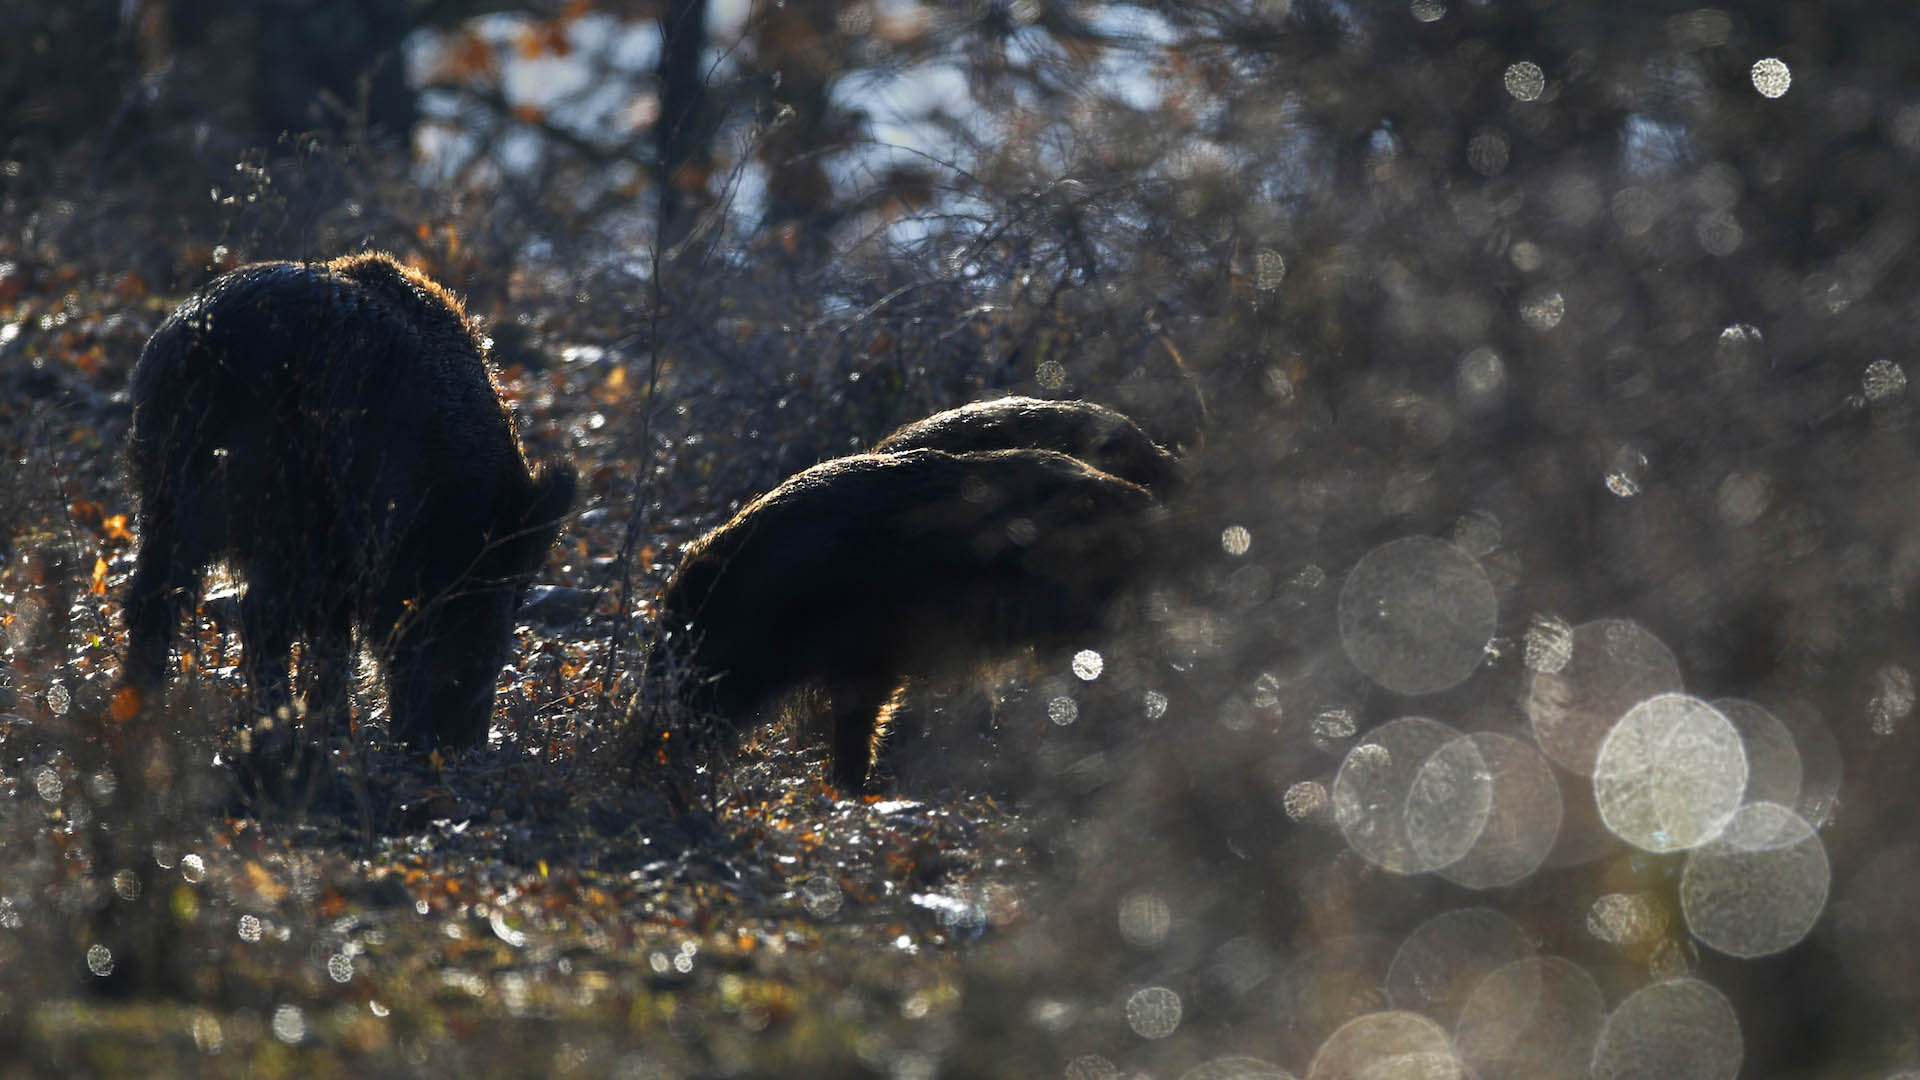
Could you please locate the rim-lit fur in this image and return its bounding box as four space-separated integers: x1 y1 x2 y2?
873 396 1183 493
660 447 1153 791
122 252 575 751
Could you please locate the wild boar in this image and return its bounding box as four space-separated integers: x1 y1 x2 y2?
872 396 1182 493
659 447 1155 791
121 252 575 752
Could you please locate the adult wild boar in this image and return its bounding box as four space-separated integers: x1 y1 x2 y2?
872 396 1182 493
121 252 575 751
658 447 1155 791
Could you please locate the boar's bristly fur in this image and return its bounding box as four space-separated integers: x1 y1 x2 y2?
659 447 1154 791
122 252 576 752
872 396 1182 493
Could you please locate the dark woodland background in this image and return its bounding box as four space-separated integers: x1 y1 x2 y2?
4 0 1920 1076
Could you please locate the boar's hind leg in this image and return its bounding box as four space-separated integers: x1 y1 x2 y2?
299 605 355 738
238 571 298 723
122 496 205 698
822 674 901 793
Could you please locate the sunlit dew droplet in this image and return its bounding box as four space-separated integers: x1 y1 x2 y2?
1695 210 1743 256
1455 957 1605 1080
1590 978 1741 1080
1523 614 1574 675
1467 131 1510 177
1456 347 1506 411
31 766 61 804
1708 698 1802 808
1718 322 1763 351
1124 986 1183 1039
1520 289 1565 331
1036 359 1067 390
1386 908 1535 1029
1305 1011 1459 1080
1526 618 1682 776
1255 249 1287 291
1144 690 1168 719
45 682 70 715
1593 694 1747 853
1867 664 1915 735
1750 57 1791 98
1065 1055 1118 1080
272 1003 307 1044
1071 650 1104 681
801 876 843 918
1586 892 1668 946
1450 510 1501 558
86 944 113 977
1603 445 1647 497
1715 471 1771 527
1284 781 1329 822
1047 696 1079 726
1312 708 1358 742
1433 733 1564 888
1333 716 1465 874
1118 891 1172 949
1863 359 1908 402
1222 525 1252 556
1410 0 1445 23
1681 802 1829 958
1337 537 1498 697
1504 61 1546 102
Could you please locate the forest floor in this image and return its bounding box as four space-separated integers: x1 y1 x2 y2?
0 266 1098 1079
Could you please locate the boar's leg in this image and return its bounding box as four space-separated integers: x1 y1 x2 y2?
821 673 903 793
122 501 204 697
300 604 355 739
238 572 297 723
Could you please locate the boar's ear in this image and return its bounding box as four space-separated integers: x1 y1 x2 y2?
491 465 577 578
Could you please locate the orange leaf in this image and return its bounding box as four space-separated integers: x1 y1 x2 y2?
91 556 108 595
447 31 499 80
512 103 546 127
102 514 133 542
244 861 288 902
110 685 143 723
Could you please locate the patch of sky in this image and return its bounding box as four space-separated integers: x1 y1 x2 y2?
1622 114 1688 177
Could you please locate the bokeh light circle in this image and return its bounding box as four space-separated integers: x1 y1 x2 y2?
1305 1011 1460 1080
1589 978 1741 1080
1680 802 1829 957
1709 698 1802 808
1338 537 1497 696
1125 985 1183 1039
1334 717 1464 874
1402 734 1496 872
1774 699 1842 826
1593 694 1747 852
1454 956 1605 1080
1526 618 1682 776
1179 1058 1296 1080
1386 908 1535 1028
1430 733 1564 888
1751 58 1791 98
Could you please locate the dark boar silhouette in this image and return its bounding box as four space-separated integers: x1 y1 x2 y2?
659 447 1155 791
872 396 1182 492
122 252 576 752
